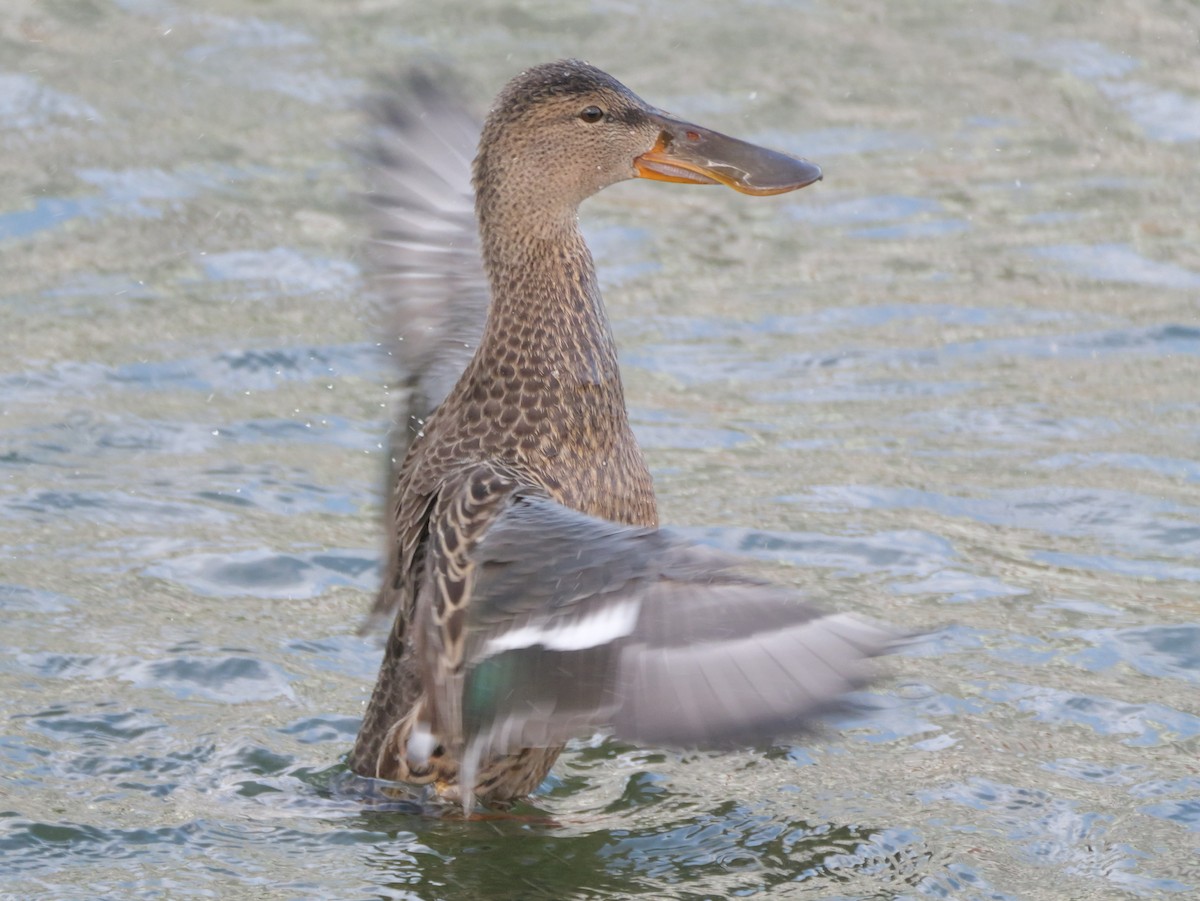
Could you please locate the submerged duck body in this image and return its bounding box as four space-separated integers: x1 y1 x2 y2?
351 60 893 813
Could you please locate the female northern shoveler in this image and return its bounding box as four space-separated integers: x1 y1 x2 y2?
350 59 895 814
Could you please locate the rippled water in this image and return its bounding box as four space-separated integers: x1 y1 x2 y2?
3 1 1198 898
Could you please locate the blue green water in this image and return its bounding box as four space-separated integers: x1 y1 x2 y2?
2 1 1198 898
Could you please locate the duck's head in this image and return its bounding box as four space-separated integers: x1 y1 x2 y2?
473 59 822 223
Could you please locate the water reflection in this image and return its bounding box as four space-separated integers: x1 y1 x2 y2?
2 0 1198 897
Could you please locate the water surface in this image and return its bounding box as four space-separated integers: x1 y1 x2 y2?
2 0 1198 898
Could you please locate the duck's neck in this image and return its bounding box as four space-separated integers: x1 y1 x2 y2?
471 201 621 390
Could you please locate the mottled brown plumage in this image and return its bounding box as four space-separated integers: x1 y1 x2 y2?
349 60 891 815
353 62 660 805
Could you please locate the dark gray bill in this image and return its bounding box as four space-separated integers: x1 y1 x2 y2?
635 110 822 195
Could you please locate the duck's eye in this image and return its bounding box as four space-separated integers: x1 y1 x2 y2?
579 106 604 123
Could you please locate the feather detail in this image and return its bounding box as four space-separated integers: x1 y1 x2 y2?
348 63 892 817
412 486 900 814
360 68 486 422
357 70 488 636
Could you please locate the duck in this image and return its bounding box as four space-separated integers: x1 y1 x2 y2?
349 59 896 815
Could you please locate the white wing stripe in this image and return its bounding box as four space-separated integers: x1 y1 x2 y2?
484 600 641 654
